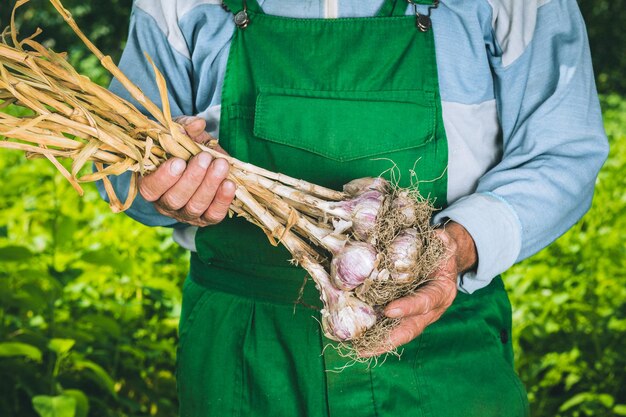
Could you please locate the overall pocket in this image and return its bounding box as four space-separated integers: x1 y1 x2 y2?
248 88 439 189
200 88 443 267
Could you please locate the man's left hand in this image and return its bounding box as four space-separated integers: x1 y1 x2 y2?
365 221 477 356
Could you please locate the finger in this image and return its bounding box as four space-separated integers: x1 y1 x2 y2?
159 153 212 211
176 116 213 143
214 144 229 155
175 115 205 132
202 178 236 225
180 158 230 218
182 118 210 143
387 310 441 348
139 158 186 202
154 203 174 218
434 227 452 248
190 130 213 144
183 117 206 136
384 292 434 318
153 191 212 227
385 279 456 318
359 310 441 358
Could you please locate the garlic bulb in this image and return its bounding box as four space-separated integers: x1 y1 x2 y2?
386 228 423 282
306 259 377 342
321 296 377 341
347 190 385 241
343 177 389 196
391 192 418 227
331 242 378 290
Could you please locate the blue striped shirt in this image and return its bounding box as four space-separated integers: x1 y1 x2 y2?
100 0 608 293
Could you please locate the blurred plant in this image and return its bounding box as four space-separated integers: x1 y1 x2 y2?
0 0 132 86
507 95 626 417
1 0 625 415
0 107 188 415
578 0 626 95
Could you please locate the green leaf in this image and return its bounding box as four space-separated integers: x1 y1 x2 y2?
0 245 33 261
80 248 129 274
608 317 626 332
142 277 182 296
80 248 121 267
614 405 626 416
49 339 76 356
14 284 49 311
559 392 615 412
56 216 77 245
559 392 594 412
80 314 122 339
32 395 76 417
598 393 615 408
0 342 43 362
62 390 89 417
74 359 117 397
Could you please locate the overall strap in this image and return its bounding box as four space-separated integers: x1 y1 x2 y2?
377 0 439 17
376 0 405 17
222 0 436 19
221 0 263 14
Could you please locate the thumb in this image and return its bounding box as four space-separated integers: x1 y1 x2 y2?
175 115 204 130
175 116 213 144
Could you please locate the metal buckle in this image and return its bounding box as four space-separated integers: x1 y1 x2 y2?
407 0 439 32
222 0 249 29
235 0 250 29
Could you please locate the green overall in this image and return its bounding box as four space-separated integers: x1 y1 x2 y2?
177 1 530 416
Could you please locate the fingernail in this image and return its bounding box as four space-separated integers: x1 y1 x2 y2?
170 159 186 175
214 159 229 175
190 118 204 129
198 153 211 169
385 308 402 318
223 180 237 192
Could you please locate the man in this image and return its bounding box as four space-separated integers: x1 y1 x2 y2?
101 0 608 415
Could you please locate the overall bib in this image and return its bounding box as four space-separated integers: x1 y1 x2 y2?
178 1 530 416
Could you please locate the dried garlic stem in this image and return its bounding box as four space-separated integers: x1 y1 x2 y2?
241 176 347 253
235 170 348 219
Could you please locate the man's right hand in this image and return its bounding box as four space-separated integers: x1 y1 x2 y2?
138 116 237 227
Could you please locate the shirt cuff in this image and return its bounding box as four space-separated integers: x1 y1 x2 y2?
433 192 522 294
173 226 198 252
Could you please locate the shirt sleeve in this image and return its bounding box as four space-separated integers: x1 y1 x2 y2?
96 4 194 227
434 0 609 293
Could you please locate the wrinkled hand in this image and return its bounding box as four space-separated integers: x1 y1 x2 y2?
138 116 236 227
365 221 477 356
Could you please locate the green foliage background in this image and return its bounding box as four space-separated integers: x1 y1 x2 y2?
0 1 624 416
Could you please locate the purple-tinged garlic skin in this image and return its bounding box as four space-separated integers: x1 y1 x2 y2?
387 228 422 282
391 192 418 227
332 218 353 235
322 295 377 341
306 259 377 342
347 190 385 241
343 177 390 196
320 233 348 255
331 242 378 290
